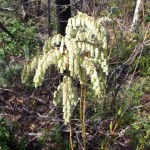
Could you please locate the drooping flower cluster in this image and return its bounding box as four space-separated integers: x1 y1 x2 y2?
33 50 67 87
22 12 112 123
22 56 40 83
22 34 67 86
65 11 112 51
43 34 65 54
53 76 78 124
82 57 104 97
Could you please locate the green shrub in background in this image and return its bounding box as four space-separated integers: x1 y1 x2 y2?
0 55 22 87
38 124 70 150
0 19 42 58
116 77 150 149
0 19 43 87
131 55 150 76
0 118 26 150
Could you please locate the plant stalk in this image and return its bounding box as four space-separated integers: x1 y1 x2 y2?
82 85 86 150
66 51 74 150
80 84 87 150
80 85 83 121
69 122 74 150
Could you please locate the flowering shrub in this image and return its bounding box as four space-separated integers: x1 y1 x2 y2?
22 12 111 124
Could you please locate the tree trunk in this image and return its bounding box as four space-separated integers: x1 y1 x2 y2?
37 1 42 16
131 0 142 32
48 0 52 37
56 0 71 36
22 0 30 22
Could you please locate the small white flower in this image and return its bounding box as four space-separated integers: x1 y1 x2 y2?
72 18 76 30
90 45 94 57
68 18 72 27
81 17 85 26
95 48 99 58
76 17 81 26
101 52 104 60
81 43 85 52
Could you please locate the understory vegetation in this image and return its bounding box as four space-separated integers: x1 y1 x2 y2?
0 0 149 150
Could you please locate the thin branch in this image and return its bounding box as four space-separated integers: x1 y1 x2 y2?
0 7 14 12
0 21 15 38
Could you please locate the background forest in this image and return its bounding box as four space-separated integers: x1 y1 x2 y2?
0 0 150 150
